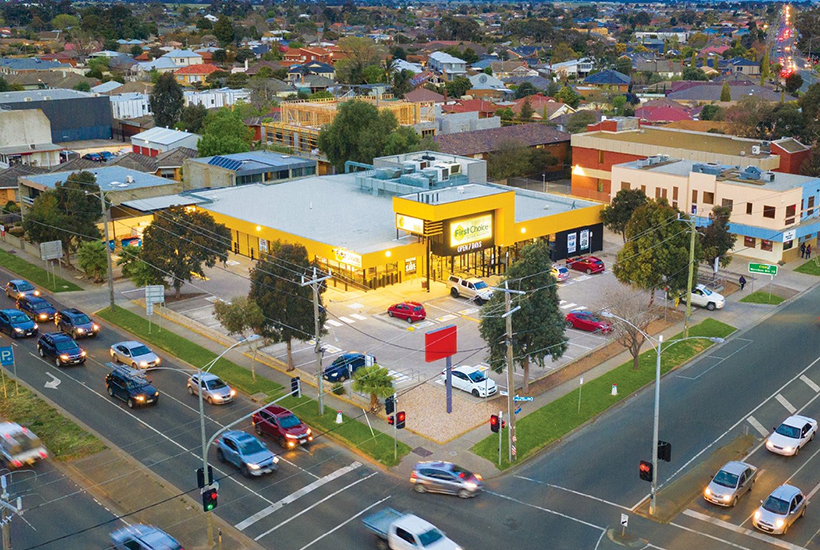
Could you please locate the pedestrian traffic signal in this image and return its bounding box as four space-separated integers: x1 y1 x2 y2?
387 415 394 426
490 414 500 433
196 465 214 489
639 460 653 482
202 487 218 512
396 411 406 429
385 395 395 415
291 377 301 398
658 441 672 462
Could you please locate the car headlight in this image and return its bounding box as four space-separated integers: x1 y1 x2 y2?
704 488 711 496
39 314 47 320
754 510 761 520
76 328 85 333
230 389 236 397
14 328 22 333
248 463 260 470
464 482 477 490
81 351 87 357
212 394 222 400
154 392 159 397
155 357 161 364
33 323 38 329
60 354 69 361
136 395 145 402
33 291 40 296
139 361 148 367
92 324 100 331
286 434 298 439
272 456 279 463
306 428 312 435
722 495 732 502
775 519 785 528
784 446 794 453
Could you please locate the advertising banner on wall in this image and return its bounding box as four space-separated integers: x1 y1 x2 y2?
567 232 577 254
333 248 362 268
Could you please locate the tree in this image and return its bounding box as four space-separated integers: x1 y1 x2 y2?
613 200 701 306
73 81 91 92
601 188 648 241
611 95 627 115
487 140 532 180
786 73 804 95
478 241 567 392
383 126 421 156
129 44 143 57
720 81 732 102
351 365 394 412
699 104 723 121
614 57 632 76
51 13 78 30
249 242 324 371
317 100 399 171
22 171 102 266
334 37 386 85
514 82 538 99
566 110 598 133
140 207 231 299
178 103 208 133
556 85 581 108
214 297 265 380
605 287 655 370
519 98 534 121
761 49 771 81
150 73 184 129
197 108 253 157
700 205 736 270
682 67 708 81
801 146 820 177
391 69 413 98
213 15 235 47
550 43 576 64
117 247 165 288
76 240 107 282
444 76 471 99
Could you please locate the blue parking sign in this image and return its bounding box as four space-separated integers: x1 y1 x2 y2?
0 346 13 367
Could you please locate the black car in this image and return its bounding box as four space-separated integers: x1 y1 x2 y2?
105 365 159 409
322 352 374 382
37 332 86 367
0 308 38 338
17 296 57 322
55 308 99 338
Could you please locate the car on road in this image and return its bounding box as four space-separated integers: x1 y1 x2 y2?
410 461 483 498
5 279 39 300
16 296 57 321
252 404 313 449
683 284 725 311
766 415 817 456
443 365 497 398
110 340 161 369
551 265 570 283
566 256 605 274
322 352 374 382
0 422 48 470
105 365 159 409
37 332 86 367
55 308 99 338
110 524 183 550
216 430 278 477
187 373 235 405
753 484 806 535
704 461 758 507
565 310 612 334
363 508 462 550
0 308 38 338
447 274 493 305
388 301 426 323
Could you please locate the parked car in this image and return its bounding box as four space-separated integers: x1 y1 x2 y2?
5 279 39 300
322 352 374 382
363 508 461 550
98 151 115 161
410 461 483 498
110 524 183 550
17 296 57 322
565 310 612 334
105 365 159 409
0 308 38 338
766 415 817 456
252 404 313 449
683 284 725 311
37 332 86 367
753 484 806 535
566 256 605 274
82 152 104 162
704 461 758 507
447 275 493 305
551 265 570 283
110 341 161 369
55 308 99 338
0 422 48 470
216 430 278 477
388 301 426 323
187 373 235 405
443 365 497 398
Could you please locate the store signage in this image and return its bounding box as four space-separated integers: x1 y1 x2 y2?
334 248 362 268
580 229 589 251
259 238 268 254
567 232 577 254
396 214 424 235
405 257 417 273
782 229 796 243
449 214 493 253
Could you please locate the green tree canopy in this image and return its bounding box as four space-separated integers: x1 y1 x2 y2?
334 36 386 84
700 205 736 270
601 188 648 241
566 110 598 133
682 67 708 81
317 100 399 171
444 76 471 99
77 240 107 282
150 72 184 129
720 81 732 102
514 82 539 99
178 103 208 133
213 296 266 380
786 72 804 95
213 15 235 47
556 85 582 108
197 108 253 157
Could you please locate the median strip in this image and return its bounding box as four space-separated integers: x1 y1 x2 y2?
0 247 83 292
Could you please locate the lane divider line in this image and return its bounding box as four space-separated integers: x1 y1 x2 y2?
800 375 820 393
775 393 797 414
297 495 391 550
746 415 769 437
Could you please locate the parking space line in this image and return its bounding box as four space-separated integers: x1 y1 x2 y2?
436 314 457 322
801 375 820 393
297 496 391 550
681 509 805 550
559 302 578 309
775 393 797 414
746 416 769 437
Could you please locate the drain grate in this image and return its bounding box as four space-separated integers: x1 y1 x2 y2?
412 446 433 457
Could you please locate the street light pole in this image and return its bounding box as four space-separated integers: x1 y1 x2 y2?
301 267 332 416
684 213 696 338
497 281 524 463
650 334 663 516
96 187 115 310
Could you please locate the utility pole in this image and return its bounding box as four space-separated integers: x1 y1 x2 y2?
650 335 663 516
302 267 331 415
1 474 22 550
99 188 115 310
499 281 524 463
684 213 696 338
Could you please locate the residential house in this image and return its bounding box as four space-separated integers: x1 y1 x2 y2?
174 63 221 86
110 92 152 120
720 57 761 76
549 58 595 79
0 164 48 204
404 88 446 104
634 98 695 123
488 60 529 78
467 72 512 100
509 94 575 121
427 51 468 81
441 99 500 119
635 58 683 78
292 74 335 95
164 49 203 67
0 58 63 75
5 70 97 91
183 151 317 189
281 46 335 67
246 60 284 77
288 61 336 81
583 69 631 92
393 59 424 75
131 127 200 157
667 82 780 103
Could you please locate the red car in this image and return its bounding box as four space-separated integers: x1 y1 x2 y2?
252 405 313 449
565 310 612 334
387 301 426 323
566 256 605 274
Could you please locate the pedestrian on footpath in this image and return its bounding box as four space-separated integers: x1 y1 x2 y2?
801 242 807 258
739 275 747 291
808 244 813 258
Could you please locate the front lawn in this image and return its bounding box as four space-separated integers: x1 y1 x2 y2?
739 291 784 305
795 259 820 276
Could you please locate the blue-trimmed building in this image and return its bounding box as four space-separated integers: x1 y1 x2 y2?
183 151 317 189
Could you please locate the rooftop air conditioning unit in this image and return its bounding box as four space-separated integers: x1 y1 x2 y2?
762 172 775 182
751 145 761 155
125 175 134 183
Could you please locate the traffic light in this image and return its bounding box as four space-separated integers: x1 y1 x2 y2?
658 441 672 462
196 465 213 489
291 377 301 398
202 487 218 512
385 395 395 415
639 460 653 482
396 411 406 429
490 414 499 433
387 415 394 426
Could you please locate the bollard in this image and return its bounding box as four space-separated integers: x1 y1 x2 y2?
335 410 343 424
611 383 618 396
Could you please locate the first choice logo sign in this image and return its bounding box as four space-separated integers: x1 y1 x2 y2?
450 214 492 248
333 248 362 268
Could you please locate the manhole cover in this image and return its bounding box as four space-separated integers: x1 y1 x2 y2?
448 450 458 457
412 446 433 457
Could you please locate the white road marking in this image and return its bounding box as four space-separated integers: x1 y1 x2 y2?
347 303 364 309
338 316 355 324
388 370 411 383
560 302 578 309
436 314 457 322
671 519 754 550
681 510 805 550
297 496 391 550
744 389 820 460
254 471 378 540
746 415 769 437
458 308 478 315
350 314 367 321
410 321 434 330
325 320 343 327
775 393 797 414
513 475 632 511
235 461 362 531
801 374 820 393
486 490 605 532
677 338 753 381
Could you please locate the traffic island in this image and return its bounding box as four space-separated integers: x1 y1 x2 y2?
605 529 647 548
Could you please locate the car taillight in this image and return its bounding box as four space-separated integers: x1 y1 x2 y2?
11 460 21 468
410 472 417 481
39 451 47 458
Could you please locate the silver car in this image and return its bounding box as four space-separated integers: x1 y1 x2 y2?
110 340 161 369
704 461 757 507
753 484 807 535
188 373 235 405
410 461 483 498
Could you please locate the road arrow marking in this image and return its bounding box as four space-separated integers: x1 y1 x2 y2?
44 372 61 389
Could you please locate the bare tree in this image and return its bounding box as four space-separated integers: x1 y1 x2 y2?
604 287 657 371
214 296 266 381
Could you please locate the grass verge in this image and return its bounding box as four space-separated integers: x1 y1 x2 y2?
739 291 784 305
0 247 83 292
0 377 106 460
98 306 411 467
795 258 820 276
472 318 736 470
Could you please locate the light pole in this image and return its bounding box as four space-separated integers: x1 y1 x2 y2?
601 311 723 515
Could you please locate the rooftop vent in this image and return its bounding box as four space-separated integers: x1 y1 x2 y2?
692 163 724 176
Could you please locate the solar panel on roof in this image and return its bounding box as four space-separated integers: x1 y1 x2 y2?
208 156 243 171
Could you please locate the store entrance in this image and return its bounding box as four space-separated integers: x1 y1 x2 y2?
431 247 505 281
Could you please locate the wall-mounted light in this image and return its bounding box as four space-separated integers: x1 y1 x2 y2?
385 250 392 258
521 227 527 234
256 225 261 232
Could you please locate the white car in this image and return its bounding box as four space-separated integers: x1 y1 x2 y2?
447 275 493 305
551 265 570 283
766 415 817 456
684 284 725 311
443 365 497 398
110 341 161 369
188 373 236 405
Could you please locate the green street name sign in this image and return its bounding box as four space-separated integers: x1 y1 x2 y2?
748 263 778 276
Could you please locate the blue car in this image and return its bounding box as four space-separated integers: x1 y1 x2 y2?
17 296 57 322
322 352 374 382
216 430 278 478
37 332 86 367
55 308 99 338
0 309 38 338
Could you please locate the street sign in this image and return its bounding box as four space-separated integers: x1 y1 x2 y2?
39 240 62 261
145 285 165 304
748 262 778 276
620 514 629 528
514 395 534 402
146 302 154 316
514 407 522 415
0 346 13 367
